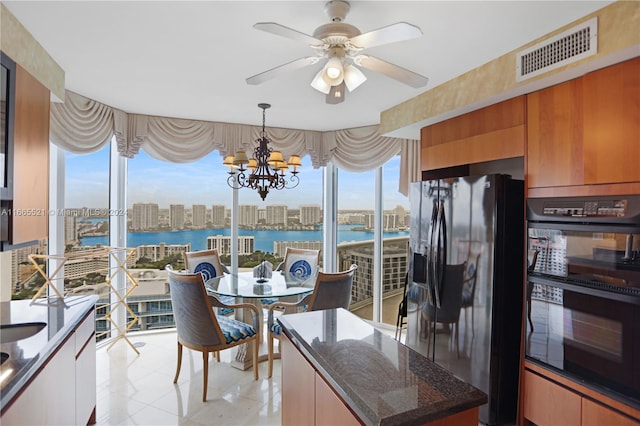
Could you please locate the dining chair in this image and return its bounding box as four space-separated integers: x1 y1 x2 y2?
166 266 259 402
266 264 357 378
184 249 233 315
275 247 320 280
420 263 466 358
184 249 230 282
395 272 409 340
460 253 481 336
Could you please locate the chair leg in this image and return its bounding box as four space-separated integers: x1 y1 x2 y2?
527 282 534 332
471 306 475 337
455 322 460 358
268 334 274 378
202 351 209 402
173 342 183 383
252 338 259 380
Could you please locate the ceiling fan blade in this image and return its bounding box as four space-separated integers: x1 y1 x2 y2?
254 22 323 46
356 55 428 88
246 57 320 85
348 22 422 50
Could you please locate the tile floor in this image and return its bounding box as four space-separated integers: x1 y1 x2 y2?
95 330 283 426
94 295 406 426
95 321 402 426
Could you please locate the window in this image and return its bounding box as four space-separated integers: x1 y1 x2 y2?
337 168 375 320
126 149 229 331
381 156 410 325
236 155 323 269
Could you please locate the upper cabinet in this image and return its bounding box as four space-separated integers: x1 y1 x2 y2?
527 78 584 188
0 61 50 248
420 96 526 171
582 58 640 185
527 58 640 190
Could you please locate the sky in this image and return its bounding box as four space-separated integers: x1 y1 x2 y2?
65 145 409 211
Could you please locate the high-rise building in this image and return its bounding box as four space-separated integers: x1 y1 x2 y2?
384 213 401 230
239 205 258 226
273 241 323 257
136 242 191 262
192 204 206 229
300 205 321 225
347 213 366 225
266 205 287 226
211 204 226 227
64 214 78 243
207 235 254 255
170 204 185 230
338 237 408 304
131 203 159 231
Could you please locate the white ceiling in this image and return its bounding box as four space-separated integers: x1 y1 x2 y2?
4 1 613 135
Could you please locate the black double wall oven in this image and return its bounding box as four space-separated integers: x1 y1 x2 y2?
525 195 640 405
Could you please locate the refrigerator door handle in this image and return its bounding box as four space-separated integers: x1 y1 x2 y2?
426 198 438 305
434 200 447 307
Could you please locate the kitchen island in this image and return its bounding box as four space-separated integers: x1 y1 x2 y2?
0 295 98 425
278 308 487 426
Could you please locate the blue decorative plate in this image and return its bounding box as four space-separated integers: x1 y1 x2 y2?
194 262 217 282
289 260 312 279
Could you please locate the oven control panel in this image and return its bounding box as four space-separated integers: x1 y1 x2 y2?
542 199 628 217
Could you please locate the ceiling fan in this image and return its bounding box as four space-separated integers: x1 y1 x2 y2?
246 0 429 104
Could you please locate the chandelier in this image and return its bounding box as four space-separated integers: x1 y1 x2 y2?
223 103 301 201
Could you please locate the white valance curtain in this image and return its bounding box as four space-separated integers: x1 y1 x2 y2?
50 90 420 194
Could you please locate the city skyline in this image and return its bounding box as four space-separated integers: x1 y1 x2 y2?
65 146 409 210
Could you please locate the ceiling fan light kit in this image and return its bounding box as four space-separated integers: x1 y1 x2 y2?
343 64 367 91
246 0 428 104
224 103 301 201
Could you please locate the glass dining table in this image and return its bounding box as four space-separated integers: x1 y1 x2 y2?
205 269 317 370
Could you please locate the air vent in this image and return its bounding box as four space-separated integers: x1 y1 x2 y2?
516 17 597 82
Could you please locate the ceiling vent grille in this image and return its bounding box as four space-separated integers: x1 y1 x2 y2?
516 17 597 82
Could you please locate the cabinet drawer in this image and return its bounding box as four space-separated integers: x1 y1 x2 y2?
75 309 95 356
582 398 639 426
523 370 581 426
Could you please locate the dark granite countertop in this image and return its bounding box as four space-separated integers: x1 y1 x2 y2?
278 308 487 426
0 295 98 411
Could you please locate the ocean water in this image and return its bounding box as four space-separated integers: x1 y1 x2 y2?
80 225 409 253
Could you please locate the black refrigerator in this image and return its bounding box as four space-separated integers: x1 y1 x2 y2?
404 174 524 426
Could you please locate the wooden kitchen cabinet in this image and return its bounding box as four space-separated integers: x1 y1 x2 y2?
523 369 582 426
4 64 50 247
421 96 525 171
281 333 361 426
582 399 639 426
522 363 640 426
527 58 640 191
582 58 640 185
281 334 316 426
315 373 360 426
526 78 584 188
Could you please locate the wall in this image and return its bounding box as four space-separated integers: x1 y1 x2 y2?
0 3 65 101
381 1 640 138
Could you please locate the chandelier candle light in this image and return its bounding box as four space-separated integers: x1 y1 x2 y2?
223 103 301 201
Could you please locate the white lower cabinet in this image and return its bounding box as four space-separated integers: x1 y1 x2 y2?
75 310 96 425
2 333 75 426
2 309 96 426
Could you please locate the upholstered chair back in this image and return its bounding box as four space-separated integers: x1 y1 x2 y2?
308 264 357 311
184 249 228 285
279 248 320 280
167 266 225 348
